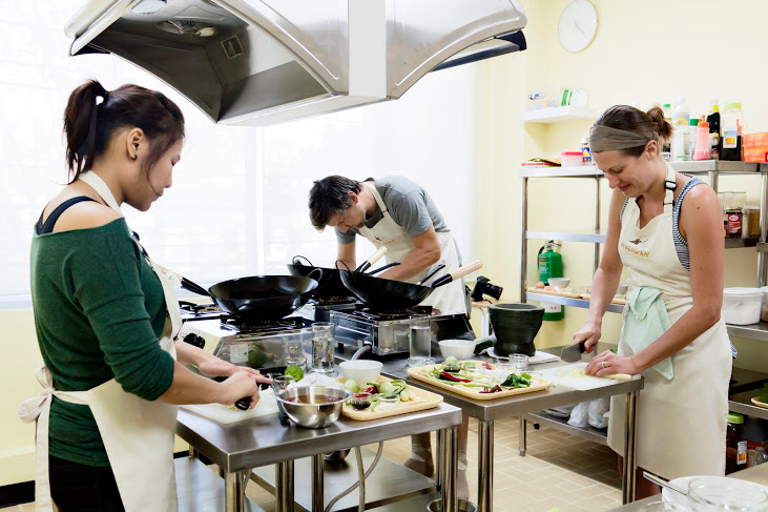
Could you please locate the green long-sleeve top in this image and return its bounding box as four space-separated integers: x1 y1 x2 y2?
30 218 175 466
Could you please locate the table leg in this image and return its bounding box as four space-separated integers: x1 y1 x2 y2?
276 460 295 512
188 445 199 459
518 415 527 457
312 454 324 512
622 391 638 504
477 420 494 512
437 426 458 512
225 470 247 512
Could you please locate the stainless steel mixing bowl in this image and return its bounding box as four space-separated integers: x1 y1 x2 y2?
275 386 351 428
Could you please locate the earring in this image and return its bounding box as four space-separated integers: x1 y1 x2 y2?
130 154 137 161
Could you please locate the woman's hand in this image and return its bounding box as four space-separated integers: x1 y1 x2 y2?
585 350 641 377
197 357 272 384
218 371 262 409
572 322 602 353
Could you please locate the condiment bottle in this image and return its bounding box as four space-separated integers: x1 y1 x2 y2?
726 413 747 474
706 98 721 159
693 116 711 160
721 102 744 161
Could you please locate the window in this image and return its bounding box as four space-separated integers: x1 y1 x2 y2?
1 2 478 305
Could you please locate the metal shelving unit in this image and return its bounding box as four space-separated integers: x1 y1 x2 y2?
520 160 768 341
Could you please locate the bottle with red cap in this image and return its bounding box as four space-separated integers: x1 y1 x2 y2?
693 116 712 160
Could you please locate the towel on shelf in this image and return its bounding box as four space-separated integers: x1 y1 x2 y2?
623 286 674 380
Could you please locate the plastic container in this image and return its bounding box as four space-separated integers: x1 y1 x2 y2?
561 151 583 167
581 138 591 164
722 288 762 325
672 97 689 127
761 286 768 323
721 102 744 161
743 416 767 468
744 205 760 238
693 116 711 160
726 412 746 474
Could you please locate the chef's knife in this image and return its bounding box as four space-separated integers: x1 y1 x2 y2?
560 341 585 363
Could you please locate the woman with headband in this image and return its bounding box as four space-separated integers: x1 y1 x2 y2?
569 105 732 497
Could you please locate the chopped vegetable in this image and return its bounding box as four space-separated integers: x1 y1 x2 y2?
344 379 360 392
500 372 532 389
362 385 378 394
439 371 472 383
480 385 503 394
399 389 413 402
284 364 304 381
377 381 396 395
444 356 459 365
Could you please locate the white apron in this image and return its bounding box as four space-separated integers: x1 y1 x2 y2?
357 182 467 314
607 163 731 479
18 171 181 512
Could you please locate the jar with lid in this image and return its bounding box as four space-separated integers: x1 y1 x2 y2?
744 205 760 238
721 102 744 161
726 192 746 238
726 412 747 474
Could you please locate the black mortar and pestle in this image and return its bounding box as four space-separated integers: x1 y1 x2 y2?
473 303 544 357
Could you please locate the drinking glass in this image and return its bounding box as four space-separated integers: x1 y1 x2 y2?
285 335 307 367
512 353 529 372
408 314 435 367
311 323 336 375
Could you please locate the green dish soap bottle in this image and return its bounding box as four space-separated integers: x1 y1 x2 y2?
538 241 564 321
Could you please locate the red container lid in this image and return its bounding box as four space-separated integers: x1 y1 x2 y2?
561 151 582 156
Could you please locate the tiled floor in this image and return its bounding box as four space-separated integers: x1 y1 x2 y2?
1 412 622 512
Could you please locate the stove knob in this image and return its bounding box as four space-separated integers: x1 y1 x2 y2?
183 333 206 349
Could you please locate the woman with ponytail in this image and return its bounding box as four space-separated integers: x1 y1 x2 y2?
568 105 731 497
21 80 269 511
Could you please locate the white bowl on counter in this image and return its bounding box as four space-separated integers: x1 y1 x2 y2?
548 277 571 291
438 339 476 360
722 287 762 325
339 360 382 384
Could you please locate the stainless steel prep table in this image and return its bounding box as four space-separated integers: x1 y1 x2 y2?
371 355 644 511
176 403 462 512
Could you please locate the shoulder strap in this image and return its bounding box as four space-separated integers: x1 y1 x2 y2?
36 196 98 234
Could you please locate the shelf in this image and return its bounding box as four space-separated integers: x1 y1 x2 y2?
726 321 768 342
526 411 608 445
526 231 605 243
725 237 760 248
526 292 624 314
519 160 763 178
519 106 599 124
728 390 768 421
757 243 768 253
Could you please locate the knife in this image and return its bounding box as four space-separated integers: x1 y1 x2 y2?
560 341 585 363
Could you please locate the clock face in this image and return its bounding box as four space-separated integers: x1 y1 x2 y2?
558 0 598 53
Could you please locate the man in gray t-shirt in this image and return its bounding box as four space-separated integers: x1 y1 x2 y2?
309 174 466 315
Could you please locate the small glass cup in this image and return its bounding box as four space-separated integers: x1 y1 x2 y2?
408 314 435 367
512 353 529 372
285 336 307 367
350 391 373 411
269 374 296 395
311 322 336 375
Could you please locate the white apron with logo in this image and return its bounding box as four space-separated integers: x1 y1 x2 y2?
607 163 731 479
357 182 467 314
18 171 181 511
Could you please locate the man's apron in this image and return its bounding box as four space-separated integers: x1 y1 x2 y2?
607 163 731 478
18 171 181 511
357 182 467 314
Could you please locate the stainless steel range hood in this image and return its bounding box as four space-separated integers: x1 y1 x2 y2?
66 0 527 126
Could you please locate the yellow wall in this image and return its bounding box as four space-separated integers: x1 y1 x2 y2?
477 0 768 359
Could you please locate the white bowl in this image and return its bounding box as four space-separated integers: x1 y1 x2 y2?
339 360 382 384
438 339 476 360
548 277 571 291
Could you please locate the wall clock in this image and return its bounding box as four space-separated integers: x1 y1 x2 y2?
558 0 598 53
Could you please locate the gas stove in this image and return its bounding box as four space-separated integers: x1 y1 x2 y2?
294 298 360 323
330 305 474 356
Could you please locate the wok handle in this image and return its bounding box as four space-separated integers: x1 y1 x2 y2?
154 262 209 297
367 262 400 275
355 246 388 272
430 260 483 289
292 255 313 267
335 260 352 271
307 267 324 282
416 263 446 286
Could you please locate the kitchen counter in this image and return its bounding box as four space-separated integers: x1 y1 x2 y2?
176 402 462 512
606 463 768 511
337 346 644 512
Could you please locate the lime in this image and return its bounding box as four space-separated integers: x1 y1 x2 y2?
247 349 267 368
285 364 304 381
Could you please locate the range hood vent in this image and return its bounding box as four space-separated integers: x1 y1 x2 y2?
66 0 527 126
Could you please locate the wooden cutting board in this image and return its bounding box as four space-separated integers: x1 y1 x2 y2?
578 292 627 305
538 363 632 391
340 377 442 421
407 363 551 401
180 389 279 424
526 287 582 298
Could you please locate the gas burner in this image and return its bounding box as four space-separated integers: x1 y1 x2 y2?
312 296 356 305
220 314 306 334
355 305 434 321
179 301 223 321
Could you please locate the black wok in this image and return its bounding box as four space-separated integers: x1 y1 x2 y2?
338 260 482 311
286 247 390 299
